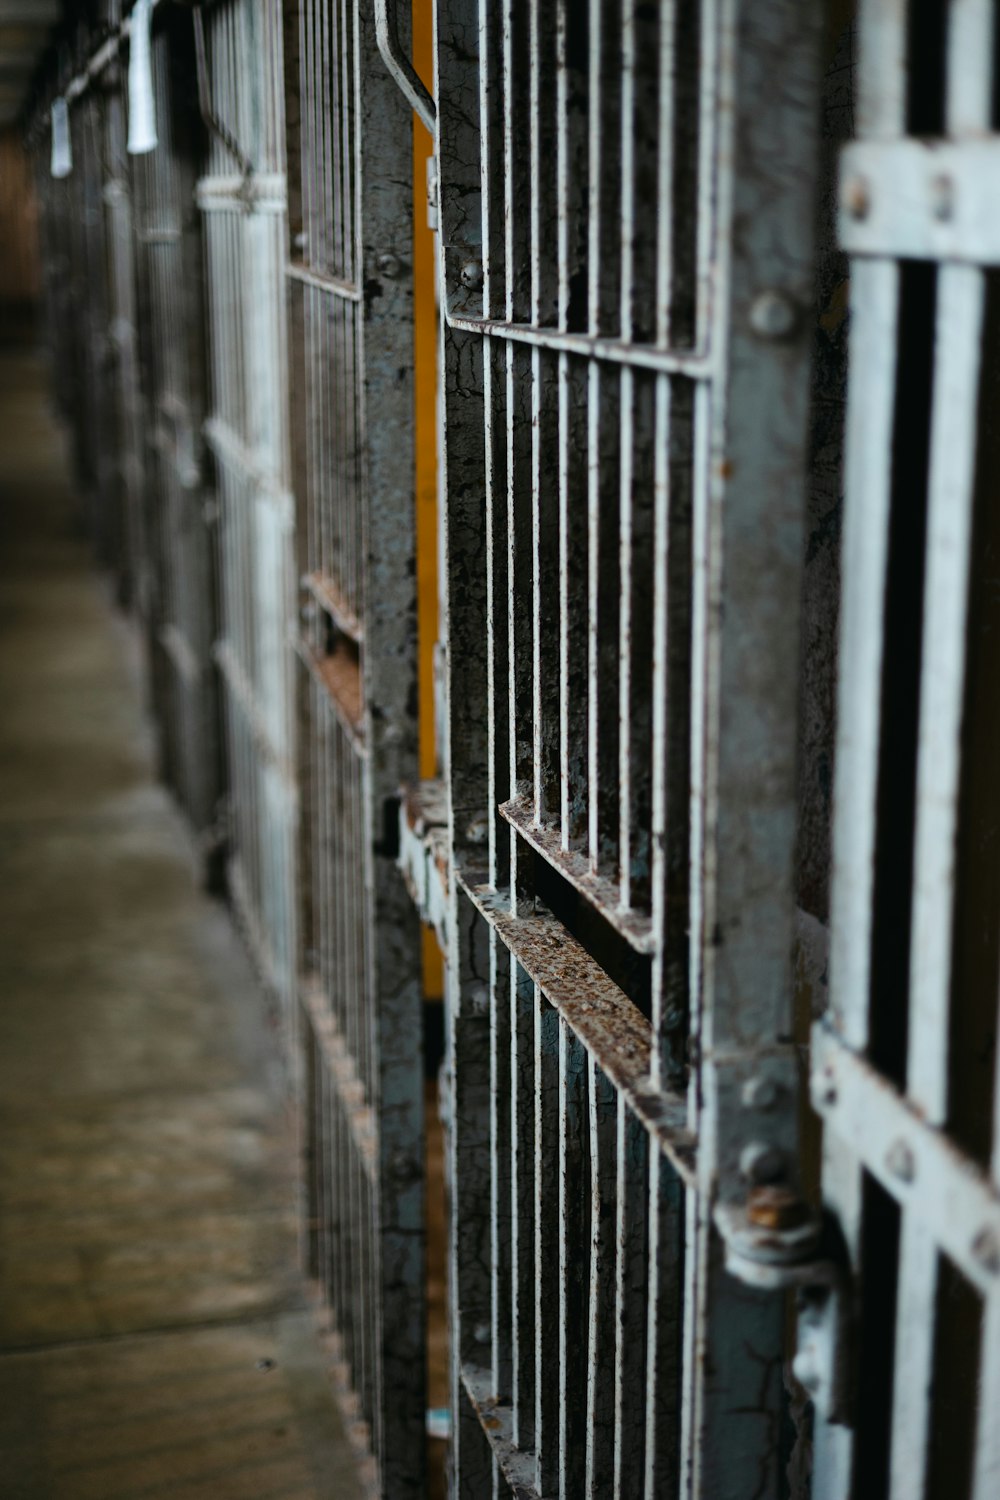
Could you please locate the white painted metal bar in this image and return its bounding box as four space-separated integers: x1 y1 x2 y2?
557 1018 588 1498
887 18 988 1457
446 311 712 371
812 1026 1000 1302
617 363 635 909
827 258 899 1051
534 985 560 1495
613 1096 648 1500
840 138 1000 266
585 1057 617 1498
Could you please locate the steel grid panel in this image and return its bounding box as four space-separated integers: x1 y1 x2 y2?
433 1 821 1496
130 18 222 845
197 0 298 1012
815 2 1000 1497
285 1 424 1494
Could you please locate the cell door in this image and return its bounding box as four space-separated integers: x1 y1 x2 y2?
811 3 1000 1497
132 16 221 847
102 66 146 615
283 1 425 1492
196 0 298 1006
429 1 824 1496
69 92 118 572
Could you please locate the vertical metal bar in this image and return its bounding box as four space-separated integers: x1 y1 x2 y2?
510 959 535 1450
558 1019 588 1499
534 985 560 1495
617 363 635 906
643 1152 684 1498
490 931 513 1401
558 353 588 851
889 263 984 1499
814 4 907 1496
585 1060 617 1497
613 1098 648 1500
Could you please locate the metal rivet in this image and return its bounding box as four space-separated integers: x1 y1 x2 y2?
662 1005 686 1033
885 1139 916 1183
474 1322 490 1344
740 1141 785 1185
742 1076 779 1111
465 814 488 845
971 1227 1000 1276
842 174 871 220
377 251 402 278
930 173 954 222
749 290 798 339
460 259 484 291
468 982 489 1015
818 1064 837 1107
792 1349 822 1394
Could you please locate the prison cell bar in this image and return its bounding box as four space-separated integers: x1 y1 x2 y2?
423 1 823 1496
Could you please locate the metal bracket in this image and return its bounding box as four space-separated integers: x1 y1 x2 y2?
374 0 436 135
715 1196 854 1426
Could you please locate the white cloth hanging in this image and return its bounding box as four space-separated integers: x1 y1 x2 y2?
50 98 72 178
127 0 158 154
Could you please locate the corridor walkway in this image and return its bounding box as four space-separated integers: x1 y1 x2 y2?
0 350 361 1500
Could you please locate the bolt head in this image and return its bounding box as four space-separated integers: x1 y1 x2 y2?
818 1064 838 1108
930 173 954 222
742 1075 779 1111
468 982 490 1015
740 1141 786 1185
885 1139 916 1183
460 259 484 291
749 289 798 339
377 252 402 279
842 174 872 220
972 1227 1000 1276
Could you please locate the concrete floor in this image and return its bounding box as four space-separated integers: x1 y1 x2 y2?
0 349 362 1499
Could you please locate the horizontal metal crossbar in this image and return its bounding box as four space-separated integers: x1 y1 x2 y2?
444 313 712 375
500 796 655 954
397 781 449 952
195 174 287 213
811 1023 1000 1297
158 622 202 687
214 640 296 788
458 874 695 1187
302 571 365 643
285 261 362 301
203 417 295 524
228 856 283 997
459 1364 541 1498
839 137 1000 264
301 980 377 1179
292 634 367 756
